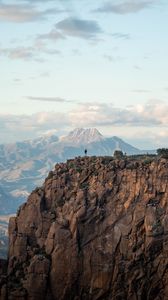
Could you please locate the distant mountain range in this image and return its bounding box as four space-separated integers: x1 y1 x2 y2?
0 128 155 214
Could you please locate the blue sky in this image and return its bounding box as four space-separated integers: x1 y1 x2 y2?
0 0 168 148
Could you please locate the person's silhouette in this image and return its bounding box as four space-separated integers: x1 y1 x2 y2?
84 149 87 156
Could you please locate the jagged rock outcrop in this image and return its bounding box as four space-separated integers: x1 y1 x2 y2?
1 156 168 299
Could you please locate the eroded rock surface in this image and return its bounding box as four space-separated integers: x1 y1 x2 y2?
1 156 168 299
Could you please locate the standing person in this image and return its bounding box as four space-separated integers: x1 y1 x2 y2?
84 149 87 156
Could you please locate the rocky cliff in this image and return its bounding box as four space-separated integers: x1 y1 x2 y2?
0 128 143 215
1 156 168 300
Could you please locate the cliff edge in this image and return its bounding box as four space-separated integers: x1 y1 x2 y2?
1 156 168 300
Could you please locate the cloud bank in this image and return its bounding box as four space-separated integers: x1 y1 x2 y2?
0 101 168 144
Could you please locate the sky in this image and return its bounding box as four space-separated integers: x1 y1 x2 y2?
0 0 168 149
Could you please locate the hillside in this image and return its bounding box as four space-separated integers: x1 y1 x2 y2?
1 156 168 299
0 128 150 214
0 215 12 259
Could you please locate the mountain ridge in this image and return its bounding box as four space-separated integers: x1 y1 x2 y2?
0 128 155 214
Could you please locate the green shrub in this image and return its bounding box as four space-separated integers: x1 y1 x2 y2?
47 171 54 180
113 150 124 159
157 148 168 158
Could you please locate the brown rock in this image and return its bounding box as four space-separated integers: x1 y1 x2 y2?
1 157 168 299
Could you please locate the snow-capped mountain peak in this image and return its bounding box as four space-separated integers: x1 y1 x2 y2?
61 128 104 145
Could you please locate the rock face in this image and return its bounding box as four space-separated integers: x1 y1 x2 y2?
1 156 168 299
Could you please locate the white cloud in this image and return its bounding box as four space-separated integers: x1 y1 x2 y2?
0 100 168 145
56 17 102 39
26 96 70 103
0 112 69 143
0 4 43 22
0 3 65 23
95 0 158 14
38 29 65 42
69 101 168 127
0 42 61 61
39 17 102 42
